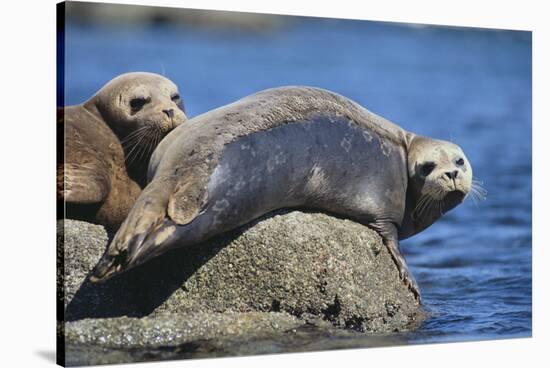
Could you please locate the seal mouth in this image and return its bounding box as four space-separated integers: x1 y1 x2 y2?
442 190 466 212
446 189 466 201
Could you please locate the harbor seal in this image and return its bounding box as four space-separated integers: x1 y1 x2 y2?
57 72 187 231
90 86 473 300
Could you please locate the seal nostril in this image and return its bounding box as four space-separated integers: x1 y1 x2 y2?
163 109 174 118
445 170 459 179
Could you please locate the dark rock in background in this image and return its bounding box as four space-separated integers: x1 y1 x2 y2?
65 2 289 31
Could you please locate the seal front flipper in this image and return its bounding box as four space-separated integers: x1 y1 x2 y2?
123 169 210 268
60 161 111 204
89 178 178 282
89 168 209 283
372 222 421 302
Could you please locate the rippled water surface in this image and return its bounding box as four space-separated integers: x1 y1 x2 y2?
63 14 532 356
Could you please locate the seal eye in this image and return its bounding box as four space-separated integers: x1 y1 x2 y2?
171 93 185 112
456 158 465 166
421 162 436 177
130 97 149 111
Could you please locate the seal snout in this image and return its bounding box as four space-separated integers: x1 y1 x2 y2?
163 108 174 119
443 169 461 191
445 170 459 180
157 106 186 132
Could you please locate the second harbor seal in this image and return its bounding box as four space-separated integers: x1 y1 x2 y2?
57 72 187 231
90 86 473 299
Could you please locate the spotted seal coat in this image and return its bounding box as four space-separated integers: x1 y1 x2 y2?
90 86 473 300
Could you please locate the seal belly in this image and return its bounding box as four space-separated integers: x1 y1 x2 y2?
195 114 407 236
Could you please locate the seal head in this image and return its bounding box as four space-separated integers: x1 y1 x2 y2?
60 72 187 230
85 72 187 186
400 136 472 239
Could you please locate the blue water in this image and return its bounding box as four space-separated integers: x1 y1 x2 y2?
64 16 532 347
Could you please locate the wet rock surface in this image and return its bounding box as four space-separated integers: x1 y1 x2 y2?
64 312 305 348
59 211 424 365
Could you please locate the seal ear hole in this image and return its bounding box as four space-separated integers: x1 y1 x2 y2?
129 97 150 112
420 162 436 177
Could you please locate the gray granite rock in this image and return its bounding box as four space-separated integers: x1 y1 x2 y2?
60 211 424 350
64 312 305 349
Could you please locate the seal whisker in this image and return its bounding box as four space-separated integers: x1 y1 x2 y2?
122 134 148 155
417 193 436 219
421 189 439 212
424 187 444 218
121 129 152 150
143 134 154 161
126 133 149 167
469 187 480 198
413 194 429 213
413 194 431 220
420 195 434 215
468 181 487 202
122 129 149 150
134 142 147 163
471 179 487 196
469 189 486 205
121 126 150 143
136 134 152 162
140 127 161 163
472 182 487 195
468 195 481 206
143 129 160 161
428 196 440 218
125 135 146 162
139 131 157 163
417 186 441 215
424 199 437 219
152 126 163 153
